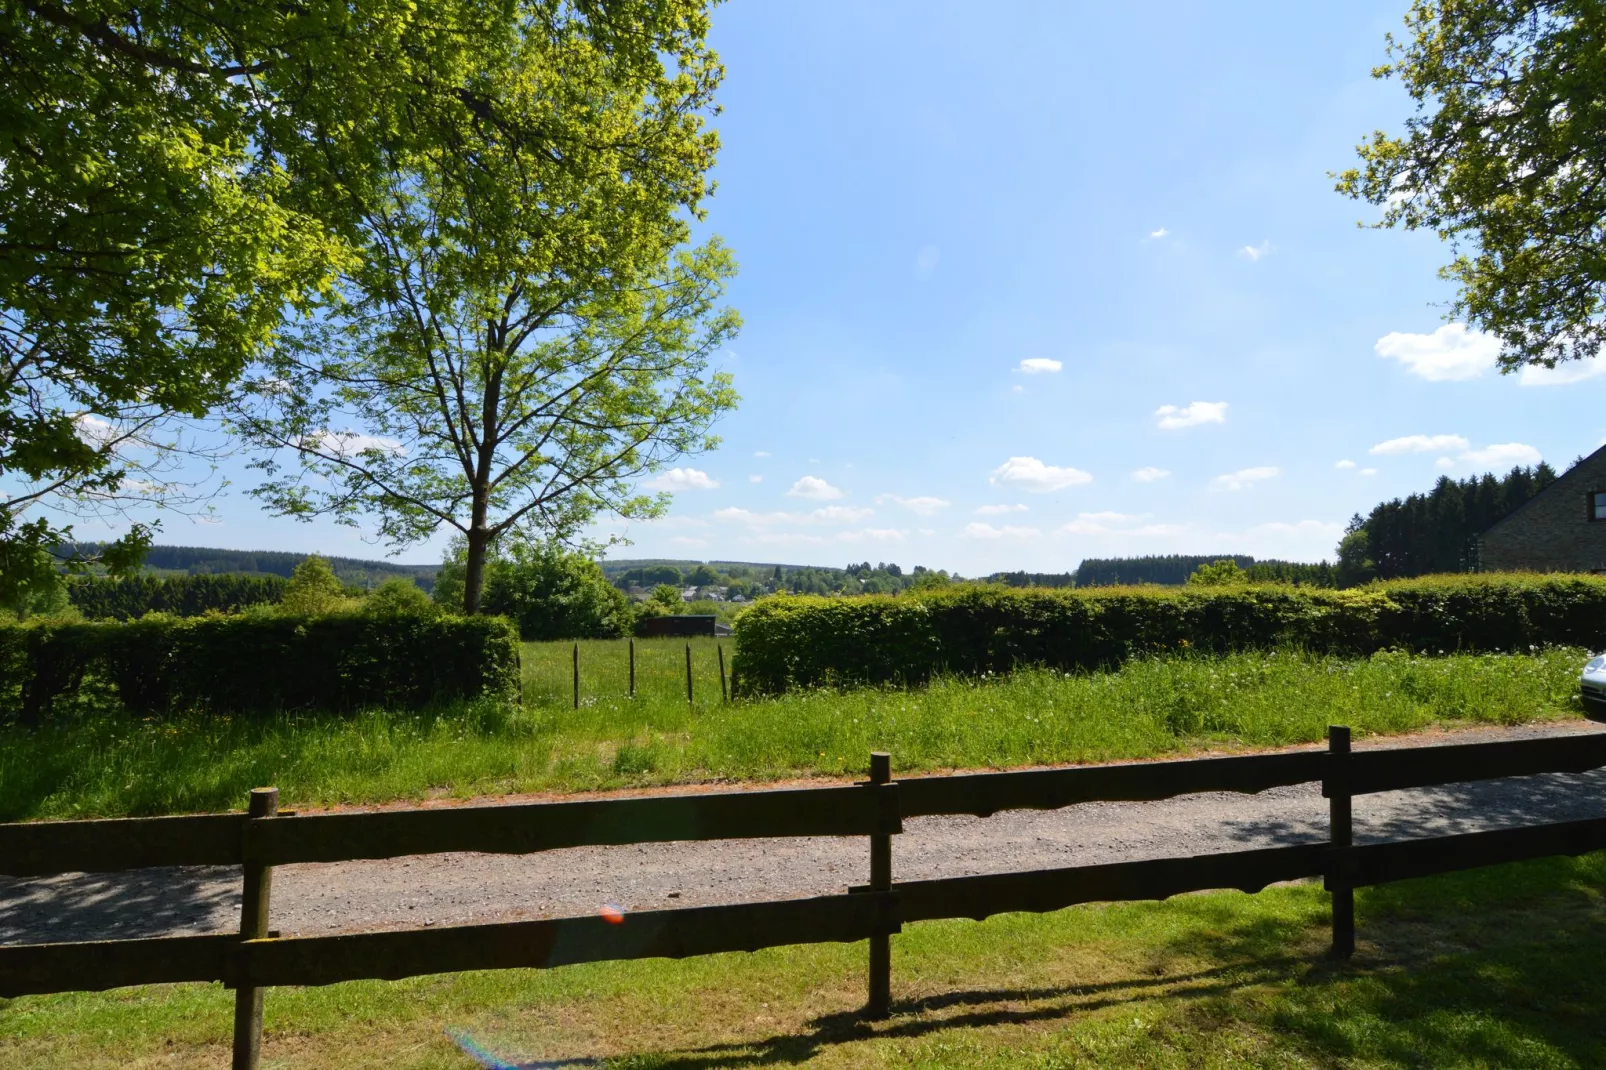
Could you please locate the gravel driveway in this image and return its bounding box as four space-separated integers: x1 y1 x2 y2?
5 720 1605 946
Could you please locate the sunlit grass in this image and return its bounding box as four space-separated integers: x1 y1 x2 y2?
0 643 1587 820
5 852 1605 1067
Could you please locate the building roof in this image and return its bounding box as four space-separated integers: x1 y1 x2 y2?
1480 441 1606 539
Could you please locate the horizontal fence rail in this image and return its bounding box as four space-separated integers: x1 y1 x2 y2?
896 750 1325 818
1335 732 1606 797
0 783 894 878
6 724 1606 1069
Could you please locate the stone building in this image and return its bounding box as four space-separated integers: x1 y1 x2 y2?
1479 444 1606 572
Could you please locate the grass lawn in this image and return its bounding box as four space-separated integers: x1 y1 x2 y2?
5 852 1605 1067
0 644 1589 820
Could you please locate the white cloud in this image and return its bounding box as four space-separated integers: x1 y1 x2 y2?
309 430 404 458
712 505 873 527
963 522 1042 540
670 536 709 548
1060 511 1147 535
1149 227 1168 239
1520 355 1606 386
1247 520 1344 538
787 475 844 500
1361 468 1378 477
744 532 826 547
74 414 120 449
1460 442 1542 467
749 474 763 483
1211 466 1280 492
753 450 771 458
1335 459 1357 470
1369 433 1470 455
914 244 940 280
1375 324 1498 381
876 494 951 516
1131 466 1172 482
1155 401 1227 430
837 528 908 543
642 515 709 530
988 456 1093 492
1240 240 1273 261
1011 384 1024 394
642 467 719 491
1017 358 1063 375
974 503 1029 516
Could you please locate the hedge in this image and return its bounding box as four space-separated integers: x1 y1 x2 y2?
730 574 1606 695
0 613 521 725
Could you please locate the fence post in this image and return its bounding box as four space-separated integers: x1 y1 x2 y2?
1326 725 1354 960
572 643 580 709
629 638 635 698
867 751 894 1018
685 643 693 705
232 787 278 1070
718 645 728 703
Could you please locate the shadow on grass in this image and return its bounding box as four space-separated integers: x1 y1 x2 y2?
566 857 1606 1069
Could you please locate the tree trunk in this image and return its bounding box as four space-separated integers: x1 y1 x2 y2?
463 523 491 615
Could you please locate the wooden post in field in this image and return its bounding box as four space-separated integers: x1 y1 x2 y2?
718 645 728 703
867 751 893 1018
232 787 278 1070
685 643 693 705
1326 725 1355 959
629 638 636 698
572 643 580 709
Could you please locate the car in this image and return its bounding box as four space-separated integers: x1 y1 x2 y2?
1581 654 1606 715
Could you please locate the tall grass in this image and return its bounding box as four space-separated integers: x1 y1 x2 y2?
0 642 1588 820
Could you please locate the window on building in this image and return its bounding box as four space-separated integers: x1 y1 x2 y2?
1593 492 1606 521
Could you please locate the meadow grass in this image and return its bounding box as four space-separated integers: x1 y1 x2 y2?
0 642 1588 820
4 852 1604 1067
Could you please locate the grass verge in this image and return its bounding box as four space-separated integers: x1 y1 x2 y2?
4 852 1605 1067
0 644 1588 820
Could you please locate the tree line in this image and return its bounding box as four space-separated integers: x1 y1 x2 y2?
1336 463 1559 583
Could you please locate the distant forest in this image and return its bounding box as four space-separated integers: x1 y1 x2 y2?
67 543 439 590
1073 555 1334 587
1339 463 1559 581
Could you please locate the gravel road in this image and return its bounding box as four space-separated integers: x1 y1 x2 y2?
6 720 1605 947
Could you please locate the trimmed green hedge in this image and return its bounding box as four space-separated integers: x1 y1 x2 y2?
0 613 520 724
730 574 1606 695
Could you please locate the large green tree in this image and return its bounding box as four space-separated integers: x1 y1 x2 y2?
1 0 517 598
1339 2 1606 370
236 3 739 614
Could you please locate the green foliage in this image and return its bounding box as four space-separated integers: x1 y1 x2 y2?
1187 559 1247 586
651 584 683 609
615 564 685 588
235 3 740 612
67 573 286 620
731 575 1606 694
1344 464 1558 580
1340 2 1606 370
990 571 1076 588
362 578 435 617
480 541 631 641
0 613 519 725
279 555 350 615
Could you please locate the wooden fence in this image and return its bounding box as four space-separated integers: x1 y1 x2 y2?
5 726 1606 1069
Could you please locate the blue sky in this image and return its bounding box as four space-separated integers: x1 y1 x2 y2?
60 1 1606 573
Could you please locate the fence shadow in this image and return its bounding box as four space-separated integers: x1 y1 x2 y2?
1214 766 1606 849
548 860 1606 1070
0 865 237 945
